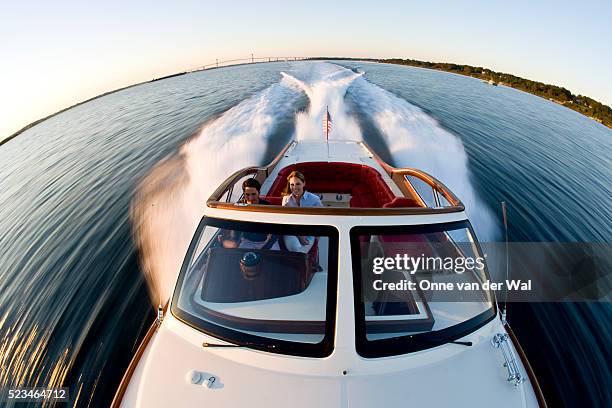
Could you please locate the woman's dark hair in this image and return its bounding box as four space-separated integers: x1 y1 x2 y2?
242 177 262 192
282 170 306 196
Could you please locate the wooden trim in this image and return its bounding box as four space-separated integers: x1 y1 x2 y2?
208 166 262 203
263 140 296 178
207 141 465 215
393 168 462 207
111 303 168 408
506 324 548 408
390 171 427 206
359 141 395 175
361 141 463 207
206 201 464 215
208 141 295 203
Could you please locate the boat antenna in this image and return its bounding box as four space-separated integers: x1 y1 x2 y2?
500 201 509 325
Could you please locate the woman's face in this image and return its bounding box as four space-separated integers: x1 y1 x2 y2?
289 176 305 197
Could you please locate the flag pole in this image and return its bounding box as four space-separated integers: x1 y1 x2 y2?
325 106 329 159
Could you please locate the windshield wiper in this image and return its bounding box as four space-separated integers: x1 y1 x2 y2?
202 342 241 348
202 341 278 350
408 336 472 347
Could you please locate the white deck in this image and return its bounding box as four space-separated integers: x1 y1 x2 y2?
121 314 539 408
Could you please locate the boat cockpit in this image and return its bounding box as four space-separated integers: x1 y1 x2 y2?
170 141 496 359
172 217 494 358
207 141 463 214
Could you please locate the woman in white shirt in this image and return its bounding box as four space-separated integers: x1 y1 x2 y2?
282 171 322 252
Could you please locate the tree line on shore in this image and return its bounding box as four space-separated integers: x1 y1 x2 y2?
376 58 612 128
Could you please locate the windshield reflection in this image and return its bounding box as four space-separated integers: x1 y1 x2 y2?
351 221 496 356
172 217 339 357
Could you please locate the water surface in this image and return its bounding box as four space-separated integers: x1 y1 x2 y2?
0 61 610 407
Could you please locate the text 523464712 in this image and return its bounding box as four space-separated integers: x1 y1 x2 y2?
2 387 69 403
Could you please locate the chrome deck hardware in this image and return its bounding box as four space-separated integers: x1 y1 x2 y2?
156 304 164 328
491 333 526 386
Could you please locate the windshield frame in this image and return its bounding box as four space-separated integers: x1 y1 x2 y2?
350 220 497 358
171 216 340 358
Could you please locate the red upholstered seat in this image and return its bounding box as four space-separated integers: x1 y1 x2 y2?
266 162 422 209
261 196 282 205
349 195 363 208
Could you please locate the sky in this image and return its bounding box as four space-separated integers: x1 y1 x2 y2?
1 0 611 141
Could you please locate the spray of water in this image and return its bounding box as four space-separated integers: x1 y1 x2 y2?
281 62 362 141
284 62 497 238
131 79 302 307
348 73 498 240
133 61 498 308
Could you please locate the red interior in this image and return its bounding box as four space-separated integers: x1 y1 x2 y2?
262 162 422 208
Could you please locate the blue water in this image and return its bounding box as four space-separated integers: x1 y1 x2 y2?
340 61 612 407
0 61 610 407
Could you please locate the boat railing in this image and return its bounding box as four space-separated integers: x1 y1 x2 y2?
359 141 462 208
391 168 463 208
361 141 463 209
208 141 296 204
207 142 464 215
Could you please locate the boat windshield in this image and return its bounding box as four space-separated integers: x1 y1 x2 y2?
171 217 338 357
350 221 496 357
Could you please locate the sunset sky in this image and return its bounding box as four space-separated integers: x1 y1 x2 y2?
1 0 611 140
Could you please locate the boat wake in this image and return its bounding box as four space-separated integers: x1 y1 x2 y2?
280 62 497 239
131 80 302 306
133 61 498 307
346 69 498 240
280 63 362 141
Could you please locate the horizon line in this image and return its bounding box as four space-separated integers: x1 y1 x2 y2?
2 56 610 147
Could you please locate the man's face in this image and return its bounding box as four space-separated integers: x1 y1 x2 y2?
243 186 260 204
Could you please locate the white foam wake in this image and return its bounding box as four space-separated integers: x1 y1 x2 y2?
281 62 362 141
131 80 301 306
133 61 498 308
348 73 498 240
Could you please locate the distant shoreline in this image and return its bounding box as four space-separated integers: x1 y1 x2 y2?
370 58 611 128
2 57 609 146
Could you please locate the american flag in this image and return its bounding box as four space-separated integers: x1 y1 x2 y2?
323 107 332 140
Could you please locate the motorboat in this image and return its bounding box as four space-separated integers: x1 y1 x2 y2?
112 138 546 407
